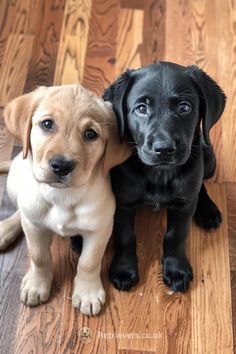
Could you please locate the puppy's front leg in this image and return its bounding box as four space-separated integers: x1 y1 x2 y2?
163 198 197 292
20 215 53 306
72 222 113 316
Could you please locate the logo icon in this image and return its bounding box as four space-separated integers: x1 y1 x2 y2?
78 326 93 344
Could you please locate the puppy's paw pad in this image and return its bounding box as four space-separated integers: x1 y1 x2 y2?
163 256 193 292
20 270 52 306
109 260 139 291
195 200 222 230
72 282 105 316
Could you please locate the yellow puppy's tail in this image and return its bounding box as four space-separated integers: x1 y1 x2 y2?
0 161 11 174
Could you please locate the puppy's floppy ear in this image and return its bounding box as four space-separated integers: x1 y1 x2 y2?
4 87 48 159
102 103 133 176
188 65 226 145
103 69 133 140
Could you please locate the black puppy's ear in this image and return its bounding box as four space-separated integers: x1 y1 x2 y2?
103 69 133 139
188 65 226 145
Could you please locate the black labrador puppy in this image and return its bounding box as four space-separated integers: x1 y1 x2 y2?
71 62 226 293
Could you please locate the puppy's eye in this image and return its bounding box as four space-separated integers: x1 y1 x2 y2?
84 129 98 141
178 102 192 114
41 119 54 131
136 105 148 115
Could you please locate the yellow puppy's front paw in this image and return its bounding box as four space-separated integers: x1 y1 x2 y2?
20 269 52 306
72 278 105 316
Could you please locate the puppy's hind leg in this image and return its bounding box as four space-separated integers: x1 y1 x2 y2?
0 210 22 250
194 184 222 230
194 142 222 230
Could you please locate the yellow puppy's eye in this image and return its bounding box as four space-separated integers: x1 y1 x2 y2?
83 129 98 141
41 119 54 131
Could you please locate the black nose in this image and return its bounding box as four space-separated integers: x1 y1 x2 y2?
49 156 75 177
153 142 176 156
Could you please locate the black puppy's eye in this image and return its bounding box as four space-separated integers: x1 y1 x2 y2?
136 105 148 115
41 119 54 131
84 129 98 141
178 102 192 114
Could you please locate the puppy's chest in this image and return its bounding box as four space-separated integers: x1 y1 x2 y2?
46 205 85 236
144 181 187 209
28 197 102 236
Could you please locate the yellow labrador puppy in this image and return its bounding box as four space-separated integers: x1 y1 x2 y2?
0 85 131 316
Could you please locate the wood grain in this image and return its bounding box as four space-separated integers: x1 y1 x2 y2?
24 0 66 92
0 34 34 105
82 0 120 95
190 183 233 354
115 9 143 76
226 182 236 351
221 0 236 182
141 0 165 64
0 0 41 71
54 0 92 85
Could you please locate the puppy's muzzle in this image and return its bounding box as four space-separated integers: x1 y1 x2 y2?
49 156 75 177
153 141 176 158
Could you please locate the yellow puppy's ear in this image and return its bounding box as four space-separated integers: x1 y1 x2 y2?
102 108 133 176
3 87 48 159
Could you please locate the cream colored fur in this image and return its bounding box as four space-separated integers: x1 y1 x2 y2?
0 85 131 316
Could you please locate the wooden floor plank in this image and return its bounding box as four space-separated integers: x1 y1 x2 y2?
23 0 66 93
221 1 236 182
0 0 41 70
141 0 165 64
0 34 34 105
115 8 143 76
82 0 120 95
226 182 236 351
54 0 92 85
190 183 233 354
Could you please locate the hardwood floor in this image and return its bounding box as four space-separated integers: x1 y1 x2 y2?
0 0 235 353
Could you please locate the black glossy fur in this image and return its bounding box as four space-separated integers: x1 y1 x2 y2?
71 62 226 293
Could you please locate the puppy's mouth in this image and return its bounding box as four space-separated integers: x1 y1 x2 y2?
47 180 71 189
41 179 71 189
138 148 189 167
34 175 72 189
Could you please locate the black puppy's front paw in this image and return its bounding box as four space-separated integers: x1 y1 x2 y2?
194 198 222 230
109 255 139 291
163 256 193 292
